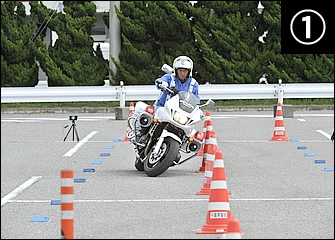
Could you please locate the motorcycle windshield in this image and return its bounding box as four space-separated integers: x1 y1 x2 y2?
178 91 200 113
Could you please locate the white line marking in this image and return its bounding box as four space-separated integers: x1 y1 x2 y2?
316 130 332 140
79 116 115 119
1 117 115 122
232 197 334 201
63 131 99 157
217 140 330 143
6 197 334 204
211 115 272 118
56 140 116 143
210 116 238 119
297 118 306 122
1 176 43 207
295 114 333 117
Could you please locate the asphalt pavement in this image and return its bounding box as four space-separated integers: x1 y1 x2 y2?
1 110 334 239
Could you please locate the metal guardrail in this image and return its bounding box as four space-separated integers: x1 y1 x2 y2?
1 82 334 107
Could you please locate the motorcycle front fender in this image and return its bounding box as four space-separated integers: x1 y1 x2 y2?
153 129 182 155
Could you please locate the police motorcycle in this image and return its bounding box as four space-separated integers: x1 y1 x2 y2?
126 64 215 177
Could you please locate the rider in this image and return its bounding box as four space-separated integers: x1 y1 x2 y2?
153 55 200 165
154 55 200 112
137 56 200 145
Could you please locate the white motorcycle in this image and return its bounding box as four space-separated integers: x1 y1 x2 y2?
126 65 214 177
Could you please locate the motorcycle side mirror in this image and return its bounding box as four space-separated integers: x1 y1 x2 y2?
200 99 215 108
206 99 215 106
161 64 174 74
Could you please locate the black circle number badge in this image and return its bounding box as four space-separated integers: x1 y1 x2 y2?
290 9 326 45
281 2 333 54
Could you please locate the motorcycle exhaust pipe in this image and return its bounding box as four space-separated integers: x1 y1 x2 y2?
138 112 152 128
187 141 201 152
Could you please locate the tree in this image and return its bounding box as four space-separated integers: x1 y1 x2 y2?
109 1 333 85
1 1 333 87
31 1 108 86
1 1 39 87
109 1 197 85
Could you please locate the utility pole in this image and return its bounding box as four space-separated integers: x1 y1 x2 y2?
109 1 127 117
109 1 121 84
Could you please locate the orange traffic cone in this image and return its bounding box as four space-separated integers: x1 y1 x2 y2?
197 111 211 157
122 102 134 142
226 216 242 239
196 130 218 195
195 118 214 173
270 102 289 141
196 150 231 234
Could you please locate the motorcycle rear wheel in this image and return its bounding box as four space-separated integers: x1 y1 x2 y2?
144 137 179 177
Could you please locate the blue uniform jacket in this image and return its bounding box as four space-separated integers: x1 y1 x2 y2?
154 73 200 108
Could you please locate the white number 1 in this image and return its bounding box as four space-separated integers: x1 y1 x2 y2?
302 16 311 39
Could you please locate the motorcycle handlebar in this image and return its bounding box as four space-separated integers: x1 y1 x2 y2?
157 81 178 95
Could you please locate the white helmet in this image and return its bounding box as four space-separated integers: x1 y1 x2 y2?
173 55 193 78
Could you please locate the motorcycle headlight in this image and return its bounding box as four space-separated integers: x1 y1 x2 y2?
173 111 189 125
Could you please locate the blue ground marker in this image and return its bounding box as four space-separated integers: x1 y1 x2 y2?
314 160 326 164
304 152 315 157
91 160 102 164
297 146 307 150
112 139 121 142
31 216 49 222
100 152 110 157
74 178 86 183
50 200 61 205
105 145 115 149
83 168 95 172
290 138 299 142
323 167 334 172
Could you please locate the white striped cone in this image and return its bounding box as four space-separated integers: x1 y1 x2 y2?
198 119 214 167
226 216 242 239
122 102 135 142
270 102 289 141
196 150 231 234
196 130 217 195
195 115 212 172
196 111 211 157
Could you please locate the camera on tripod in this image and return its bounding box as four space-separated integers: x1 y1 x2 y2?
64 115 80 142
69 116 78 121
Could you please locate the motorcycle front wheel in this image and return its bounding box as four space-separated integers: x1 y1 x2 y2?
144 137 179 177
135 157 144 171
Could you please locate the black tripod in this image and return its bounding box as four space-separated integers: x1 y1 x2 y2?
63 116 80 142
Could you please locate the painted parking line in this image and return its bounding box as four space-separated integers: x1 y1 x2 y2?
1 176 42 208
63 131 99 157
316 130 332 140
7 197 334 204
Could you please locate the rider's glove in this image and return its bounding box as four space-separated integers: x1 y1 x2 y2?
158 81 168 90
